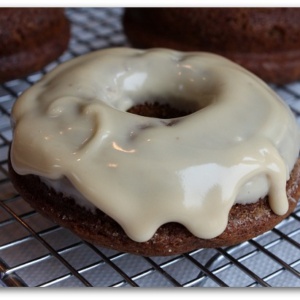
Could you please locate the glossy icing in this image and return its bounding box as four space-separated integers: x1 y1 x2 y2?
10 48 300 242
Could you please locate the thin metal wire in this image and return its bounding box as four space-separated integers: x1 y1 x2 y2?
248 239 300 279
0 200 93 287
83 242 139 287
215 247 271 287
183 252 229 287
142 257 182 287
1 7 300 287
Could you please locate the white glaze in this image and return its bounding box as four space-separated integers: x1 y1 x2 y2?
10 48 300 242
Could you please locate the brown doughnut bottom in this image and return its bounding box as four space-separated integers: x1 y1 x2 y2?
8 153 300 256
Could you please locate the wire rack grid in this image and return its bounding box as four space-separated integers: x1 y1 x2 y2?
1 7 300 288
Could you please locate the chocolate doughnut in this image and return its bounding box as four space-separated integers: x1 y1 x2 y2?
0 8 70 83
123 8 300 84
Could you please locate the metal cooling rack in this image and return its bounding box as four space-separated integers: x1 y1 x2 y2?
1 7 300 287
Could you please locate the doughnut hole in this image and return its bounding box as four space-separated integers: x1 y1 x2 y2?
125 93 212 119
127 101 195 119
124 70 221 119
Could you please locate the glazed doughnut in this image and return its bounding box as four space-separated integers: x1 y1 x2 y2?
9 48 300 255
